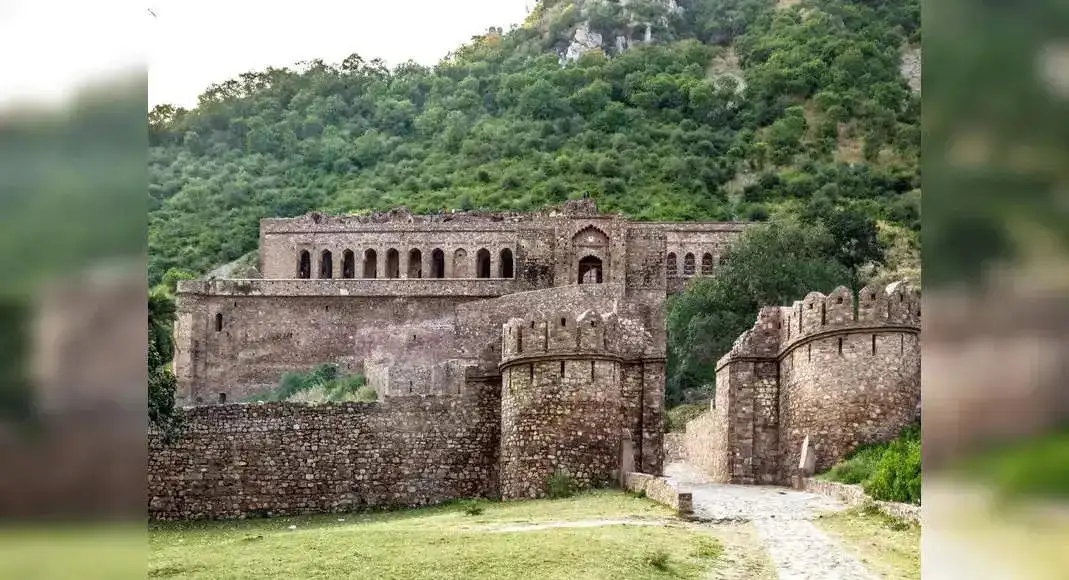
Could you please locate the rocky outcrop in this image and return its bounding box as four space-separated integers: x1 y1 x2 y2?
562 22 604 63
900 46 921 93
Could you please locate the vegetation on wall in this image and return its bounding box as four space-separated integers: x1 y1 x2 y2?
244 363 374 403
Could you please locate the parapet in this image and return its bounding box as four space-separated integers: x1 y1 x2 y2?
501 308 645 366
717 281 921 369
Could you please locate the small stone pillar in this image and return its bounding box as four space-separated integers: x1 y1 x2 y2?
619 431 635 486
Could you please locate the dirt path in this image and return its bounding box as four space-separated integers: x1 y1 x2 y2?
665 462 878 580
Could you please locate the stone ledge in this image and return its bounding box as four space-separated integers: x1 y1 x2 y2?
623 472 693 516
798 477 920 525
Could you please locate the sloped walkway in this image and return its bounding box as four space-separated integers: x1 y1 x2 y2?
664 463 878 580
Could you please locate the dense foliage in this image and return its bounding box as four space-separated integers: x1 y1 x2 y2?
148 0 920 285
821 423 921 504
148 287 181 437
666 213 858 403
245 363 374 403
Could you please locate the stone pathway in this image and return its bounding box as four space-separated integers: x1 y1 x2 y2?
665 462 878 580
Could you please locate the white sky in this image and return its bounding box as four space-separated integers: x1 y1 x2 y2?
0 0 534 111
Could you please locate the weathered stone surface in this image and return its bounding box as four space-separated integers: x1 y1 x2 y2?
148 390 500 521
623 472 692 516
683 283 920 485
799 478 920 524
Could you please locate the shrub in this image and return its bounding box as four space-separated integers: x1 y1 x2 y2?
460 500 485 516
547 470 577 499
665 403 708 432
863 436 921 504
645 550 671 571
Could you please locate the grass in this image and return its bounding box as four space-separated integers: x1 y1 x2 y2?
149 491 722 579
955 427 1069 501
815 506 920 580
665 403 707 432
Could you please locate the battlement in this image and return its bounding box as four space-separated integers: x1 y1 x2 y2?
717 281 921 369
500 309 627 364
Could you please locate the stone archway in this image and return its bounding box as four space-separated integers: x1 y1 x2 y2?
579 256 603 284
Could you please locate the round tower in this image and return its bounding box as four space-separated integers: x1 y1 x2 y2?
499 309 625 499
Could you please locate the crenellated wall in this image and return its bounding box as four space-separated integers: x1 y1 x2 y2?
683 282 921 485
498 309 662 499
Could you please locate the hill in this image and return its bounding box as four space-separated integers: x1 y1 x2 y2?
148 0 920 285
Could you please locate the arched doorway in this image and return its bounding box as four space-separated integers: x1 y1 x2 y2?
431 249 445 278
408 249 422 279
363 249 378 278
297 250 311 279
499 248 514 278
319 250 333 279
385 249 400 278
578 256 603 284
342 250 355 279
476 248 491 278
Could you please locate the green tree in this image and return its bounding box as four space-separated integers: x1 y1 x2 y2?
666 216 852 404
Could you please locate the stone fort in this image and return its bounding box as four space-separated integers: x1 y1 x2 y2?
150 200 920 520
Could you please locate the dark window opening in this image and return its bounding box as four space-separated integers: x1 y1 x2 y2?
872 334 877 355
578 256 603 284
560 360 565 377
560 317 567 327
218 393 226 404
453 249 468 277
385 249 400 278
590 360 595 380
319 250 333 279
499 248 514 278
298 250 311 279
838 337 844 355
476 248 491 278
808 343 811 362
342 250 356 279
683 253 695 276
701 253 713 275
408 249 423 279
363 249 378 278
666 253 677 276
215 312 223 332
821 303 826 325
431 249 445 278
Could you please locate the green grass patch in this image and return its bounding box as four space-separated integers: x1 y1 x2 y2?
816 506 920 580
149 491 719 579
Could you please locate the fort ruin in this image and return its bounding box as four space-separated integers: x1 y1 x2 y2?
150 200 921 520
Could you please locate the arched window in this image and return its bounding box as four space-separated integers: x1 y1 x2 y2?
666 252 677 276
298 250 311 279
453 249 469 278
701 253 713 275
385 249 400 278
407 249 422 279
578 256 603 284
683 253 696 276
476 248 491 278
319 250 333 279
431 249 445 278
342 250 355 279
363 249 378 278
499 248 514 278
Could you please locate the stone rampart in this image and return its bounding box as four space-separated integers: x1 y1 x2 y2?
798 478 920 524
682 282 921 485
148 389 500 521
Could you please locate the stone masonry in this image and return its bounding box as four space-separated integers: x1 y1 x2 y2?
682 282 921 485
152 200 746 518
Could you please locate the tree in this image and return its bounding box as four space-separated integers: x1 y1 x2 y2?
666 216 852 404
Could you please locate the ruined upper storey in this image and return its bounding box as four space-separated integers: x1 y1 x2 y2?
255 200 749 292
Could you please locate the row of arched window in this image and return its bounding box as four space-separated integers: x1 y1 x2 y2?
297 247 515 279
665 252 723 277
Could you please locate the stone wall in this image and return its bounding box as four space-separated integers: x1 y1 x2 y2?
798 478 920 524
663 433 685 463
148 389 500 521
681 282 921 485
623 472 693 516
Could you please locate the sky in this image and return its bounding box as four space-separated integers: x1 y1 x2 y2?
0 0 534 111
146 0 534 108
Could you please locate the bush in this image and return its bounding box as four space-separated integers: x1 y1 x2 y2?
645 550 671 571
460 500 485 516
547 470 577 499
864 437 921 504
665 403 707 432
820 423 921 504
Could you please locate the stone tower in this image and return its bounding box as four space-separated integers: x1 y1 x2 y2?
499 309 636 499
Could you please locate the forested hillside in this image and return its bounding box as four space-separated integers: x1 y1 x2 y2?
148 0 920 285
